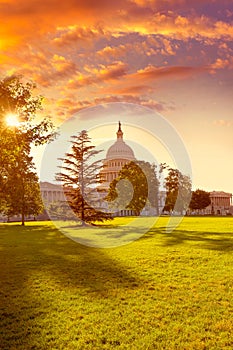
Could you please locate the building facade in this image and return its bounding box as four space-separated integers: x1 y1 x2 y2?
40 181 66 205
99 122 163 216
204 191 232 215
99 122 136 191
39 125 233 217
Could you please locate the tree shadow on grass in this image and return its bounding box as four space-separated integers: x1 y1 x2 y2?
0 223 141 349
0 223 141 291
144 226 233 252
51 217 157 248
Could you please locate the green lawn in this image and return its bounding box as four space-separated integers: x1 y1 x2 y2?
0 217 233 349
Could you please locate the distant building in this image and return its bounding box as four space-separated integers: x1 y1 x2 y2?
39 125 232 218
204 191 232 215
99 121 136 191
99 122 164 216
40 181 66 205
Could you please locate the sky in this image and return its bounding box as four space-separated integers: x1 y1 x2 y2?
0 0 232 194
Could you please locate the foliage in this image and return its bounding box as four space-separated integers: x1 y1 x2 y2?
106 160 159 215
0 75 56 145
189 189 211 211
56 130 112 225
164 168 192 213
0 75 56 224
0 217 233 349
0 130 43 224
47 201 74 220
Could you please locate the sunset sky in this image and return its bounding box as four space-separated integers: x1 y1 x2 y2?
0 0 232 193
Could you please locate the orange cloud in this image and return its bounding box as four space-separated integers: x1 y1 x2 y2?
131 64 208 81
102 85 153 96
53 26 106 47
55 94 168 120
0 0 232 54
214 119 232 127
97 45 128 59
210 58 231 70
68 61 128 89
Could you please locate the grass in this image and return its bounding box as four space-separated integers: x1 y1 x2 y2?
0 217 233 349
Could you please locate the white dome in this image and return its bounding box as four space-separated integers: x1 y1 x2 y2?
106 139 135 160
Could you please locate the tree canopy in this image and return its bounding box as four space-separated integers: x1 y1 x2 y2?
0 75 56 224
189 189 211 212
164 168 192 214
106 160 159 216
56 130 112 225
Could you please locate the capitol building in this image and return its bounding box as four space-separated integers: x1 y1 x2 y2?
1 122 232 223
40 122 161 217
99 121 136 190
39 122 233 218
98 122 160 216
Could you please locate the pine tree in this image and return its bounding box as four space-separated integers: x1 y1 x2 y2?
56 130 112 225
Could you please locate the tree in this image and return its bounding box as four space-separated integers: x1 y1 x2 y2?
4 170 43 225
1 128 44 225
0 75 56 224
189 189 211 213
106 160 159 216
56 130 112 225
0 75 55 148
164 168 192 214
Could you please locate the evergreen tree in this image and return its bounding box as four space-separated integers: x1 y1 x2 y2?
56 130 112 225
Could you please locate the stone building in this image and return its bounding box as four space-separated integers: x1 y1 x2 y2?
204 191 232 215
99 121 136 191
99 122 163 216
40 181 66 205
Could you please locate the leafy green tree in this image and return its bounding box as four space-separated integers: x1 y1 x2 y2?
189 189 211 213
1 131 43 224
56 130 112 225
0 75 55 146
106 161 159 216
4 171 43 225
0 75 56 223
0 75 55 176
164 168 192 214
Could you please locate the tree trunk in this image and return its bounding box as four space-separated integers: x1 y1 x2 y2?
81 196 85 223
21 210 25 226
21 213 25 226
21 183 25 226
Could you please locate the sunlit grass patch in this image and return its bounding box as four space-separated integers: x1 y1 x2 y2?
54 216 159 247
0 217 233 349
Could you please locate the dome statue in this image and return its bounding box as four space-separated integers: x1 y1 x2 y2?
100 122 136 188
106 122 135 161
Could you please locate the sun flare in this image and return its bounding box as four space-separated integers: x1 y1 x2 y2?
6 113 20 127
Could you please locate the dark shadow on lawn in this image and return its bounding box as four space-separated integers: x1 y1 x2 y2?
143 226 233 251
0 223 140 291
0 223 141 349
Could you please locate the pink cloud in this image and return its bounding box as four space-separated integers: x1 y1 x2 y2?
131 64 208 81
55 94 171 120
